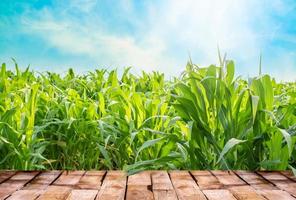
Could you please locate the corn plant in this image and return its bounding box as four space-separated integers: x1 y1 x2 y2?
0 60 295 172
173 61 296 170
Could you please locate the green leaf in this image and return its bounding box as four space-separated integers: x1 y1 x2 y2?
226 60 235 85
289 165 296 176
218 138 246 163
261 75 274 110
98 145 113 169
251 95 259 123
278 128 293 156
136 137 164 160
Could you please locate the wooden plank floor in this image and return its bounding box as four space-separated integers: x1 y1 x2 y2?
0 170 295 200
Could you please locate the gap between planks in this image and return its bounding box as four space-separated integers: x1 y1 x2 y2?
0 170 295 200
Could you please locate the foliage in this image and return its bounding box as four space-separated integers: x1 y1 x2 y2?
0 60 295 172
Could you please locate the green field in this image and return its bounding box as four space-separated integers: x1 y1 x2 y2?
0 60 295 173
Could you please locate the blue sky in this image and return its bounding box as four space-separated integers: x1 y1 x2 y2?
0 0 295 80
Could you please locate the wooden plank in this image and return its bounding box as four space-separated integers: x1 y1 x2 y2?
258 171 296 197
126 171 153 200
280 171 296 182
229 185 266 200
6 189 42 200
1 170 296 200
54 171 85 186
190 170 212 176
96 171 127 200
170 171 206 200
24 171 62 190
203 189 237 200
128 171 151 186
257 171 289 181
76 171 105 190
274 183 296 197
0 182 27 200
191 170 223 189
9 171 39 181
259 189 296 200
0 171 39 199
67 189 98 200
250 183 278 190
153 190 178 200
235 171 268 184
126 186 153 200
0 171 15 183
235 171 276 190
151 171 177 200
211 170 246 186
37 185 72 200
151 171 174 190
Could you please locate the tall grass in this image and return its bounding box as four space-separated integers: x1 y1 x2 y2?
0 60 295 172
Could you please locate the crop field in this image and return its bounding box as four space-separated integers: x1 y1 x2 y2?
0 60 295 173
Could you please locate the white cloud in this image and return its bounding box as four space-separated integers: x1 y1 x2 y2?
145 0 268 69
21 7 172 73
20 0 295 79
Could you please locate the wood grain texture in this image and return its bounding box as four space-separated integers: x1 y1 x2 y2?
126 171 153 200
96 171 127 200
76 171 105 190
191 170 223 189
203 189 237 200
53 171 85 186
259 189 296 200
9 171 39 181
258 171 296 197
128 171 151 186
280 171 296 182
0 171 39 199
170 171 206 200
257 171 289 181
67 189 98 200
151 171 177 200
0 171 15 184
229 185 266 200
274 183 296 197
235 171 276 190
24 171 62 190
6 189 42 200
0 170 295 200
153 190 178 200
151 171 174 191
126 185 153 200
37 185 72 200
212 170 246 186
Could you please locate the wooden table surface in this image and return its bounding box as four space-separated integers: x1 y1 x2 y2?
0 170 295 199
